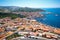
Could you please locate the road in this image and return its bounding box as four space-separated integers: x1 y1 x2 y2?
0 28 21 40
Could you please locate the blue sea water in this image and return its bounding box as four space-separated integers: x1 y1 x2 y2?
35 8 60 28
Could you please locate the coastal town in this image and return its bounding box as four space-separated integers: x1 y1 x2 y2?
0 0 60 40
0 17 60 40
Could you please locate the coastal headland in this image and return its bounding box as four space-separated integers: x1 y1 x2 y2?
0 6 60 40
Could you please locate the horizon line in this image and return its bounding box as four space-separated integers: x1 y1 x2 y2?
0 5 60 8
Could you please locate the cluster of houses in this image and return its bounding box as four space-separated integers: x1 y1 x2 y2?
0 17 60 40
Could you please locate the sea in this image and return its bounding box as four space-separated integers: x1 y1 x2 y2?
35 8 60 28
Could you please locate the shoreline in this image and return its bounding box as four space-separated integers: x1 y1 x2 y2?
34 17 60 28
23 17 60 30
0 17 60 40
39 22 59 29
41 21 60 29
28 17 60 29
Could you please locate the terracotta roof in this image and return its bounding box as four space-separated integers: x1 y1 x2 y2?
54 28 60 34
0 28 5 32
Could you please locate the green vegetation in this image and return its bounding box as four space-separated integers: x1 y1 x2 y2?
6 33 22 40
0 12 26 19
0 22 5 24
0 6 44 19
13 7 44 12
0 6 44 12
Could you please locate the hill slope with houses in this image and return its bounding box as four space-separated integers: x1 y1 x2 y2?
0 6 45 18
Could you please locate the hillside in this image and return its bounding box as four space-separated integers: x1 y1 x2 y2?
0 6 44 12
0 12 26 19
0 6 45 18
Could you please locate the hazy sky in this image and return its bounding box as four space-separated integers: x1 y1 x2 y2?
0 0 60 8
